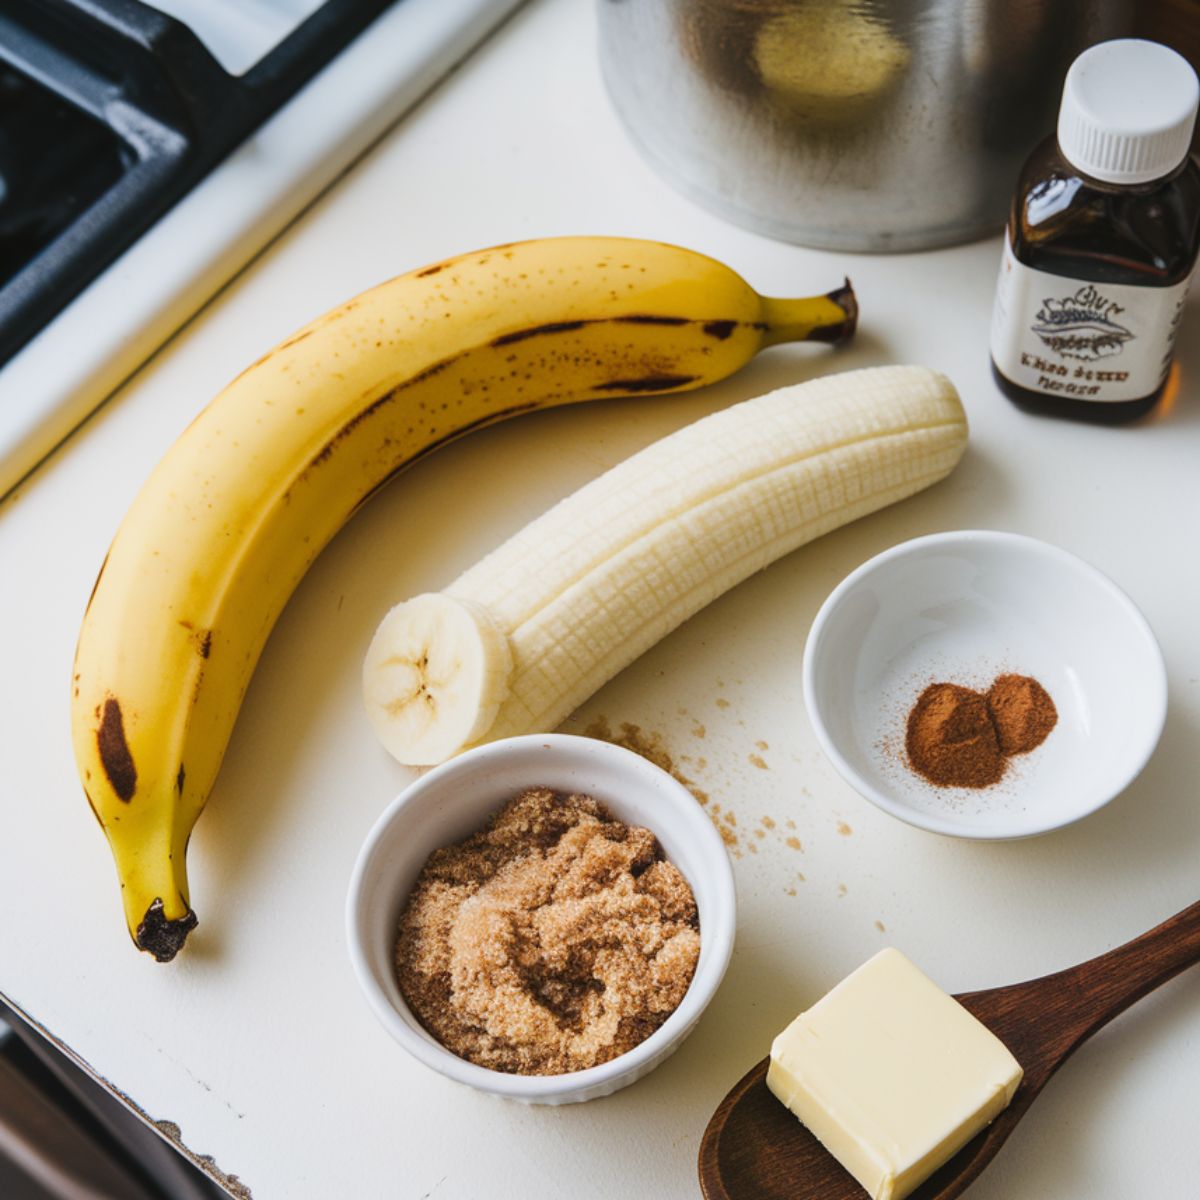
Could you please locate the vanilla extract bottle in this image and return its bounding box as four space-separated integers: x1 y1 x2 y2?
991 39 1200 423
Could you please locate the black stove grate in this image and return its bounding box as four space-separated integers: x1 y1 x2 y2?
0 0 396 368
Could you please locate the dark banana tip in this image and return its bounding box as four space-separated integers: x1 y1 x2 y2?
136 899 198 962
814 277 858 345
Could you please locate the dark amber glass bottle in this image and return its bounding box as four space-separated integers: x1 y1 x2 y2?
990 40 1200 423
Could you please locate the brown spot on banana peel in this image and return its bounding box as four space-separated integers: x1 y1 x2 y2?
491 320 587 347
178 621 212 658
136 899 199 963
401 359 453 388
595 374 701 392
416 262 448 277
489 314 748 348
615 314 689 326
97 698 137 802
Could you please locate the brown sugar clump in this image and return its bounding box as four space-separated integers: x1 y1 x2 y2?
394 788 700 1076
986 674 1058 756
905 682 1005 788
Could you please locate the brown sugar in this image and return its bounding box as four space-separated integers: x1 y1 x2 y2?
583 716 710 805
394 788 700 1076
986 674 1057 755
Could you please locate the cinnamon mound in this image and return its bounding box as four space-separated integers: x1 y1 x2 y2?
905 683 1005 788
987 673 1058 756
905 674 1057 789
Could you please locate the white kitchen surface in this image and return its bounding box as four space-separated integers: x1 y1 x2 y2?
2 0 1199 1197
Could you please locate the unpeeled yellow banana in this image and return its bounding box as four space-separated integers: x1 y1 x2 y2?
70 235 856 960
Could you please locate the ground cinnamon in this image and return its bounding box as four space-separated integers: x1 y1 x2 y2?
905 673 1057 789
986 674 1057 756
905 683 1005 788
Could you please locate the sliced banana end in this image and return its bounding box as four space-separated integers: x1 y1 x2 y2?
363 593 513 766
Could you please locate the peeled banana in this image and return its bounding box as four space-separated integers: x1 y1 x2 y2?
70 235 856 960
364 365 968 766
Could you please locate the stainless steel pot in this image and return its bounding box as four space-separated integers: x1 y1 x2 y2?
597 0 1132 251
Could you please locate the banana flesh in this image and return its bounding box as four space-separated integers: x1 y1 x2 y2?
70 235 856 960
362 594 513 766
364 365 968 766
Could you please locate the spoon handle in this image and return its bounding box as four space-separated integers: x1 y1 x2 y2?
960 898 1200 1079
1060 897 1200 1024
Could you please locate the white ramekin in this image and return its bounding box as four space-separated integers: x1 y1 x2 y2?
345 733 736 1103
803 530 1167 840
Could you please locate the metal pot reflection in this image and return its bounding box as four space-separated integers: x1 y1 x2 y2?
598 0 1132 251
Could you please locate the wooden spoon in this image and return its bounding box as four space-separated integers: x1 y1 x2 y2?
700 899 1200 1200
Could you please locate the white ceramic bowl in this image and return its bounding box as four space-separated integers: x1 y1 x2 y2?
803 530 1167 840
346 733 736 1103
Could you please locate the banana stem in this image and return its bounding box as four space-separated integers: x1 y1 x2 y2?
759 279 858 348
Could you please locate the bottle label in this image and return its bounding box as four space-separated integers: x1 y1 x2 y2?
990 233 1191 403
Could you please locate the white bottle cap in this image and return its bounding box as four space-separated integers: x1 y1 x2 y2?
1057 39 1199 185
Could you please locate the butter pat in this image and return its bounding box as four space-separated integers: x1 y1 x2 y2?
767 949 1022 1200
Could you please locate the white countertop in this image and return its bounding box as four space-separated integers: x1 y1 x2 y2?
2 1 1199 1197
